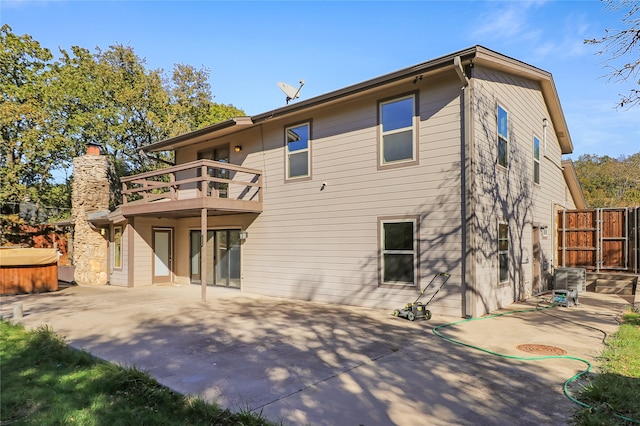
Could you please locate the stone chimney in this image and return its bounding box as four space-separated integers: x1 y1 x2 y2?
71 143 110 285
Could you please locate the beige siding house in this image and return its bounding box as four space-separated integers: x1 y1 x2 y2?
101 46 585 318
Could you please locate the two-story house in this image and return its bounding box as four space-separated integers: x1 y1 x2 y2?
95 46 586 318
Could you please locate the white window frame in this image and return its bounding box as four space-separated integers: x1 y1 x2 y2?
533 135 541 185
113 225 123 270
379 94 418 168
498 221 509 284
285 122 311 180
497 104 509 168
379 217 419 286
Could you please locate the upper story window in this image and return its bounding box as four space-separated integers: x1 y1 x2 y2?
533 135 541 184
285 122 311 180
379 94 417 167
497 105 509 168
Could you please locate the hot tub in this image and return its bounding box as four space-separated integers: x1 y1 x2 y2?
0 248 59 294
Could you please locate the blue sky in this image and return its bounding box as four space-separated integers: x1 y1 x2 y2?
2 0 638 159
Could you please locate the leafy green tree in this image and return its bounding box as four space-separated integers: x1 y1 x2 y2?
574 153 640 207
93 44 170 205
0 24 54 208
1 25 245 218
165 63 244 136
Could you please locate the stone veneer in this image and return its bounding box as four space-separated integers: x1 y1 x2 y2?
72 153 110 285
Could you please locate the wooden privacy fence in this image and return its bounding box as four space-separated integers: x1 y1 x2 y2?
558 207 639 274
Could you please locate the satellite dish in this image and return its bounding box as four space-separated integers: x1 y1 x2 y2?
278 80 305 104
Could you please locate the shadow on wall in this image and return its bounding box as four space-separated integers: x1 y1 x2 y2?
472 78 539 313
282 75 542 317
354 76 541 317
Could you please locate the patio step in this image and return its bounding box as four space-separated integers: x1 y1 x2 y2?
595 279 635 295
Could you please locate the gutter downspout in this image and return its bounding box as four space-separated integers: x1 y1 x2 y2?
455 56 475 318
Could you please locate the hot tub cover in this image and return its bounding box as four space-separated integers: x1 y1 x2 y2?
0 248 58 266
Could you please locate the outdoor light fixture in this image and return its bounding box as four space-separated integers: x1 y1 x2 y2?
234 145 242 153
540 226 549 237
239 231 248 240
542 118 548 128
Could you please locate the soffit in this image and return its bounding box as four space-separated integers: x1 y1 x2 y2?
144 117 254 152
143 47 478 153
143 46 573 155
561 160 587 209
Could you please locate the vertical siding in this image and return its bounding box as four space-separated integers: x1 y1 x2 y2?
470 65 569 315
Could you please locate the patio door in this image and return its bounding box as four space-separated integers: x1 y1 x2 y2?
198 145 229 198
190 229 240 288
153 228 173 284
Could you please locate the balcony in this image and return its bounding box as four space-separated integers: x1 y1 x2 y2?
119 160 263 218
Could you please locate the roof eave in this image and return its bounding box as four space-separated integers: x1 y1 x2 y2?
472 46 573 154
144 117 254 152
252 46 479 123
144 47 480 153
142 45 574 156
562 160 587 209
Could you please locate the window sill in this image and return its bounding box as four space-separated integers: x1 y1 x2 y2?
379 283 418 290
284 175 312 183
378 159 419 171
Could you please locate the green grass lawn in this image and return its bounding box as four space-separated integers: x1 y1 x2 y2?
0 320 278 425
573 308 640 425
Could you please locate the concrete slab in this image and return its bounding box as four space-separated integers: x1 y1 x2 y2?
0 285 632 425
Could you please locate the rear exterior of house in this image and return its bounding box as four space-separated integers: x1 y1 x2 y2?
91 46 585 318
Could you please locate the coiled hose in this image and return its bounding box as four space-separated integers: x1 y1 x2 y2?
431 304 640 424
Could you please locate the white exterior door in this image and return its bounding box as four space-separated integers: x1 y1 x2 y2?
153 228 173 284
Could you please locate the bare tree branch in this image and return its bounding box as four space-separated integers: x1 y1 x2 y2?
585 0 640 108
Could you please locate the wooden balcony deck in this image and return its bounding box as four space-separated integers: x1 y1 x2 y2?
119 160 263 218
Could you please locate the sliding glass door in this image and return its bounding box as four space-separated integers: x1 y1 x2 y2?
190 229 241 288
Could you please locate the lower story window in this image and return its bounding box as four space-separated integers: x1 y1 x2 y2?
498 222 509 283
113 226 123 269
380 218 417 285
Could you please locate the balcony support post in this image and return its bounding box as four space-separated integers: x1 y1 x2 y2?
201 207 207 302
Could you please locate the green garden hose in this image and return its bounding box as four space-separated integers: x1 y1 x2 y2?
431 305 640 424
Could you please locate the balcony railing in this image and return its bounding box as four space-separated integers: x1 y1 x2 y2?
119 159 263 217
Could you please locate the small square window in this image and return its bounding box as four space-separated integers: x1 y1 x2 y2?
285 123 311 179
379 95 417 167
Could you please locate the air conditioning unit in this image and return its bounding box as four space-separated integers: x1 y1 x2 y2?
554 268 586 293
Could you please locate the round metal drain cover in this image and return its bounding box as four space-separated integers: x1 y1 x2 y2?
517 344 567 355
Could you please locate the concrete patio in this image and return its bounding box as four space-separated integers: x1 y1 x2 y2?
1 284 634 425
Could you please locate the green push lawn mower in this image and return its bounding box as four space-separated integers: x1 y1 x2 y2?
393 272 450 321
